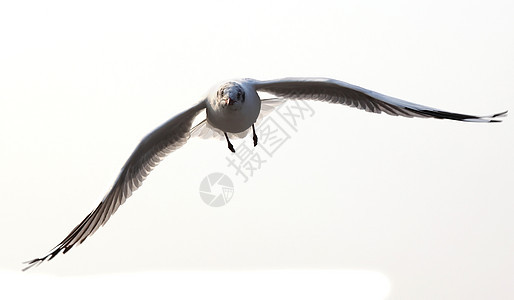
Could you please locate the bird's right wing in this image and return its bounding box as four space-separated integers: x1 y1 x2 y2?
23 100 207 271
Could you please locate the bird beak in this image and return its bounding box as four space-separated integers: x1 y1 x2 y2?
227 97 234 106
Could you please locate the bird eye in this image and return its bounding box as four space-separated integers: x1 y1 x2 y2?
237 91 241 99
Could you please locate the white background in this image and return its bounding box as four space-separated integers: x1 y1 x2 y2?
1 0 513 299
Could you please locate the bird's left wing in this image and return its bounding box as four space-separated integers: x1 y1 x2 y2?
23 100 206 271
249 77 507 122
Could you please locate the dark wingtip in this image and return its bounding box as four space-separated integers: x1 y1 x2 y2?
22 258 44 272
424 109 508 123
22 247 64 272
492 110 508 118
487 110 508 122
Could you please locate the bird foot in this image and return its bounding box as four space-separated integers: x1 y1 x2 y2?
224 132 235 153
252 124 258 147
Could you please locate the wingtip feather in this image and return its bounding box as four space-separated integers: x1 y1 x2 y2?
483 110 508 122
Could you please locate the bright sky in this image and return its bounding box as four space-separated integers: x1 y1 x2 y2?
1 1 513 299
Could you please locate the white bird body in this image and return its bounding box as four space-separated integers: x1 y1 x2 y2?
206 79 261 133
23 77 507 271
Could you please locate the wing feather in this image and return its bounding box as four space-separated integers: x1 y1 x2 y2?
251 77 507 122
23 100 206 271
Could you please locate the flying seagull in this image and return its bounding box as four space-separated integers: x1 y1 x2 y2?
23 77 507 271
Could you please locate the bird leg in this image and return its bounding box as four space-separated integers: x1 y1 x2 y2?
224 132 235 153
252 124 258 147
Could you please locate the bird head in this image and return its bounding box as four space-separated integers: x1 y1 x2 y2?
217 82 246 110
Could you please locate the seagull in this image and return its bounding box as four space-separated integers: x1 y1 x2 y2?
23 77 507 271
